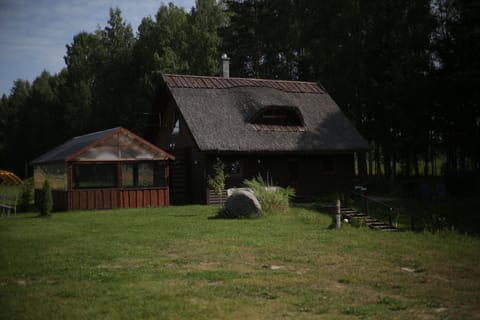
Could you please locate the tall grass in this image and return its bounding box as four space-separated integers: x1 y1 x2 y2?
243 175 295 213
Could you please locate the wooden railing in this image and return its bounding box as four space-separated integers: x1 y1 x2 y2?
0 194 18 216
206 189 228 205
347 191 400 227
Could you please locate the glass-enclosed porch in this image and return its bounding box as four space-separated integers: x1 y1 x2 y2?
31 127 174 211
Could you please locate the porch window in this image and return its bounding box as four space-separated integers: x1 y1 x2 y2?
73 164 117 189
122 162 167 188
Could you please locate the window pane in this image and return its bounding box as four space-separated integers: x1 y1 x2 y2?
252 108 303 126
122 164 135 187
225 160 242 176
74 164 117 188
172 112 180 135
155 162 167 187
138 163 154 187
34 164 67 190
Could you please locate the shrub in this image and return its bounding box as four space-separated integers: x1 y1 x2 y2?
243 175 295 213
18 178 34 212
349 216 367 228
208 158 227 206
38 180 53 217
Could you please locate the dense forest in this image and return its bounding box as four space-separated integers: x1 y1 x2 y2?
0 0 478 190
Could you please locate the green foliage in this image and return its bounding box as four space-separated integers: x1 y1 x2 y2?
208 158 227 204
38 180 53 217
243 175 295 213
18 178 34 212
349 216 367 228
187 0 225 75
0 0 478 181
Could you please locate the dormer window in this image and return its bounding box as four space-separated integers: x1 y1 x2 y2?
250 106 305 132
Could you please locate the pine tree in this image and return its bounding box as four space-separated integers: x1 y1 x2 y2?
39 180 53 217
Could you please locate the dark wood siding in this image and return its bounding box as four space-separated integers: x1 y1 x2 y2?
37 188 170 211
68 188 169 210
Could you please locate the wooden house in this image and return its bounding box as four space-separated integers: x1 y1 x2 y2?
31 127 174 211
149 72 368 204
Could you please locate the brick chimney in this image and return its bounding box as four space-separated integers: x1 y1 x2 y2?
220 53 230 78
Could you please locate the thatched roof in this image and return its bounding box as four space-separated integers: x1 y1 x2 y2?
31 127 174 165
161 74 368 153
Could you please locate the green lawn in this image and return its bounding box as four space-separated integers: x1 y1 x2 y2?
1 206 479 319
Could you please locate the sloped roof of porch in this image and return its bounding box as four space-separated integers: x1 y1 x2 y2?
31 127 174 165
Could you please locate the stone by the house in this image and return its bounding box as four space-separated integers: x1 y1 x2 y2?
222 190 262 218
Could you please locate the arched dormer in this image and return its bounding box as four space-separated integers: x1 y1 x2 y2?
249 106 305 132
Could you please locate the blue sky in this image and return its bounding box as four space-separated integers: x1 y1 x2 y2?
0 0 196 96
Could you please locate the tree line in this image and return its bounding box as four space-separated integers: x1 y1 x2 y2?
1 0 478 184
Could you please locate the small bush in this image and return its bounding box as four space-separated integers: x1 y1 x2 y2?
243 175 295 213
208 158 227 206
38 180 53 217
18 178 34 212
349 216 367 228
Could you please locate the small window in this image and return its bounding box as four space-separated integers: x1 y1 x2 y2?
225 160 242 177
172 111 180 135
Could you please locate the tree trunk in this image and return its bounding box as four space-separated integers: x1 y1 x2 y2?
375 145 382 177
357 152 367 183
447 146 457 175
424 152 429 177
384 150 393 181
368 151 374 176
413 152 420 177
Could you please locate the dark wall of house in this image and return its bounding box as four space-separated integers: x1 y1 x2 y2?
197 153 355 203
167 149 356 204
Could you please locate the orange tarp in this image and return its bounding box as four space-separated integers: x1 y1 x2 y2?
0 170 23 185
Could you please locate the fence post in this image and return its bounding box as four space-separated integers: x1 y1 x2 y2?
334 199 342 228
364 196 369 215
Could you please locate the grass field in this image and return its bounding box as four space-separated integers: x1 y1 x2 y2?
1 206 479 319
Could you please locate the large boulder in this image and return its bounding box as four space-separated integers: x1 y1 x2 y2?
221 190 262 219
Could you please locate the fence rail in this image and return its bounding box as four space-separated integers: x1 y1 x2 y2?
348 191 400 227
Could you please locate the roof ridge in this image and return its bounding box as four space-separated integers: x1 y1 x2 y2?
161 73 323 94
161 73 318 85
72 127 120 140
